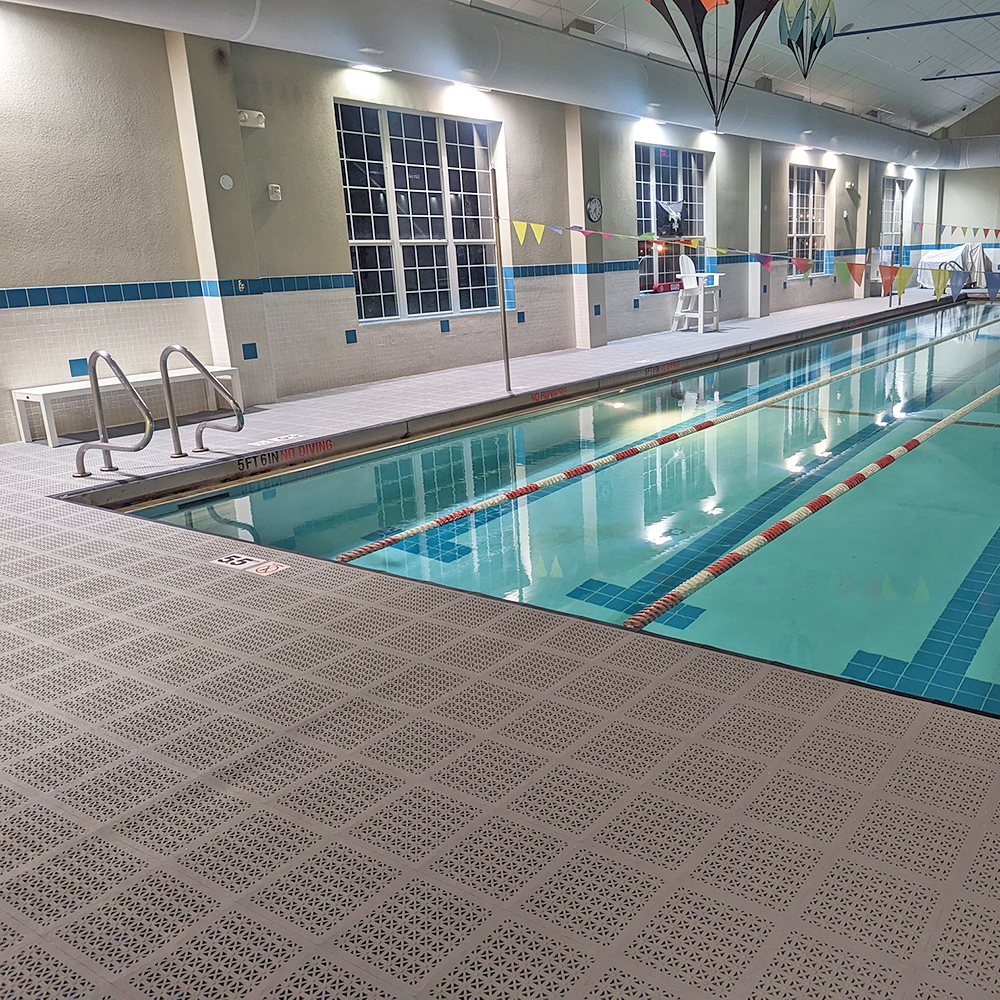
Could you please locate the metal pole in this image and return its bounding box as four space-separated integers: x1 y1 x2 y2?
490 166 513 395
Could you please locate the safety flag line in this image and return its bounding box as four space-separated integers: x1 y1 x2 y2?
334 314 1000 564
623 379 1000 630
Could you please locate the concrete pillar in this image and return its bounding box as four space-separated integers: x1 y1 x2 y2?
179 34 277 404
747 139 770 319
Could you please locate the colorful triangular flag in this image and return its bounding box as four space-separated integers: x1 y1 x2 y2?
962 227 969 237
879 264 899 296
985 271 1000 304
931 268 950 300
951 226 959 235
529 223 545 245
547 225 564 235
974 228 980 238
638 231 656 240
834 261 851 285
951 270 970 301
895 266 914 293
512 220 528 245
846 262 866 286
754 253 774 272
791 257 813 275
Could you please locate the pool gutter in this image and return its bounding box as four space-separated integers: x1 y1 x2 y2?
59 295 950 511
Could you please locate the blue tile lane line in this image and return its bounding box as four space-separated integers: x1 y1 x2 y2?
567 419 893 624
844 524 1000 716
0 274 355 310
562 338 1000 625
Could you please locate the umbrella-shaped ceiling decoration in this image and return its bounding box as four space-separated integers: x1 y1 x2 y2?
779 0 836 77
646 0 782 130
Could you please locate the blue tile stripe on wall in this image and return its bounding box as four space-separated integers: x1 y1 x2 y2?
0 274 355 310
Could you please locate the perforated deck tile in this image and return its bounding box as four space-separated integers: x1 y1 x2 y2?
1 415 999 999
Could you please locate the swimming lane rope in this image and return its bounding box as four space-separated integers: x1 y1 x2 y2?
623 379 1000 629
335 313 1000 564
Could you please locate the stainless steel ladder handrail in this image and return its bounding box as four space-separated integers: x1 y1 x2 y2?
159 345 245 457
73 350 155 478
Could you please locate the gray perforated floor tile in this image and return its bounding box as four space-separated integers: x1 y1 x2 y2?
584 967 682 999
521 849 663 944
427 918 594 999
429 815 567 900
55 871 218 973
251 842 401 936
350 787 482 863
336 879 490 986
692 824 823 911
847 799 971 878
128 910 301 999
266 956 406 999
0 945 96 1000
593 792 721 866
626 887 773 994
750 930 903 999
743 770 864 842
800 860 939 958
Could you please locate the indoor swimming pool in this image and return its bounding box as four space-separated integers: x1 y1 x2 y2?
138 301 1000 714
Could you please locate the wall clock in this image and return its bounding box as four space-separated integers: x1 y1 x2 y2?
586 196 603 223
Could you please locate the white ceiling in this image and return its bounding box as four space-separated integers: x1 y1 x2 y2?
458 0 1000 134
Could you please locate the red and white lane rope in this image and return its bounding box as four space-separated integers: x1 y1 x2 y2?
336 313 999 564
623 379 1000 630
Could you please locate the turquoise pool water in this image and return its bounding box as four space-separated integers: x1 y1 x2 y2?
140 301 1000 714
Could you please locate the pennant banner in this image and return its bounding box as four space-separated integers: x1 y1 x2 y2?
951 270 970 301
790 257 813 275
834 261 851 285
754 253 774 272
931 269 951 300
529 223 545 245
895 266 914 293
846 262 866 286
512 220 528 245
986 271 1000 304
879 265 899 297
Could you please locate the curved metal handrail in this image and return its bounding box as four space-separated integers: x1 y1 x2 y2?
159 344 245 457
73 350 155 478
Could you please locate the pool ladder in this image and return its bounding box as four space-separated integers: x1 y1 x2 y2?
73 345 245 477
159 344 244 458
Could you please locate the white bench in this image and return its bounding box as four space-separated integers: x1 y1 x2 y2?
12 366 243 448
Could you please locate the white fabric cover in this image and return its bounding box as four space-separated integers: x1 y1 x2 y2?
916 243 993 288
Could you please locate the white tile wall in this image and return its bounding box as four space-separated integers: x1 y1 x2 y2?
221 296 277 406
0 298 214 443
508 277 577 356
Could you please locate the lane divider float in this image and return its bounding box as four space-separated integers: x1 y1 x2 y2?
623 379 1000 630
336 311 1000 564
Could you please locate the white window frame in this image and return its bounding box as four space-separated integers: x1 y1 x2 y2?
635 144 706 292
788 165 828 276
336 102 500 321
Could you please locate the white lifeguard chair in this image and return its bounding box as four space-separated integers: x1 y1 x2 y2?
671 254 722 334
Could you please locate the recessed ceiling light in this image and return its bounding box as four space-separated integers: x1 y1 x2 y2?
358 47 384 55
352 63 391 73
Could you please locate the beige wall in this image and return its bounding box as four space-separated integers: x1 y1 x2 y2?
0 4 198 286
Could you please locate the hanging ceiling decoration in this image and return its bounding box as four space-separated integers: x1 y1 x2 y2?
779 0 837 77
646 0 782 130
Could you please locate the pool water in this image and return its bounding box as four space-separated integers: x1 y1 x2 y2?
139 301 1000 714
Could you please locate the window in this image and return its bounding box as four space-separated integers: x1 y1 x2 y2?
880 177 906 267
635 145 706 292
335 103 499 320
788 166 827 274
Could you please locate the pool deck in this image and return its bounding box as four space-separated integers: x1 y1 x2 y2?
1 290 1000 1000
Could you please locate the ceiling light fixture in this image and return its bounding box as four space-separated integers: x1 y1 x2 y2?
352 63 391 73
